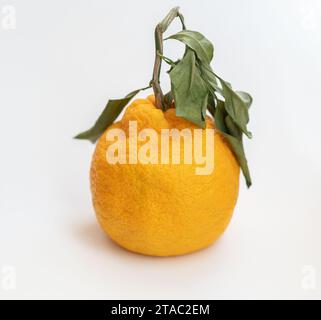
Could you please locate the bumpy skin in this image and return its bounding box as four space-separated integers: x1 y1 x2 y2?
91 95 240 256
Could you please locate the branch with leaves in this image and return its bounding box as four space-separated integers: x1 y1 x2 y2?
75 7 253 187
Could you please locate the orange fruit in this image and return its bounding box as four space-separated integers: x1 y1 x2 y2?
90 95 240 256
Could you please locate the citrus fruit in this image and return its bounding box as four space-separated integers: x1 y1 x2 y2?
90 95 240 256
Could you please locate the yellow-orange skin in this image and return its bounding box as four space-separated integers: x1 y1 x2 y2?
91 95 240 256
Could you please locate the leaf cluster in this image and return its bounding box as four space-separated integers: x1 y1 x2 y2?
75 25 253 187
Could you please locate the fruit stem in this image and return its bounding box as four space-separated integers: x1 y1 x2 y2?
151 7 186 110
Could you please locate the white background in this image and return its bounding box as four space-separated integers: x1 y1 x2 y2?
0 0 321 299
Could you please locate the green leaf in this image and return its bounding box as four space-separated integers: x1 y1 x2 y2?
169 49 208 128
206 92 216 117
198 63 218 87
74 87 147 143
197 62 221 97
219 78 252 138
166 30 214 64
222 133 252 187
235 91 253 109
212 99 227 132
209 100 252 187
225 115 241 138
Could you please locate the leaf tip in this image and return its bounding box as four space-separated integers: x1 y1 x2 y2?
246 131 253 139
73 132 97 144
